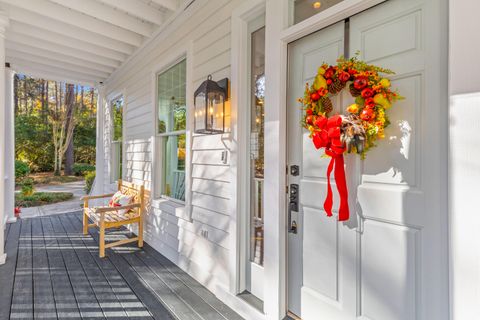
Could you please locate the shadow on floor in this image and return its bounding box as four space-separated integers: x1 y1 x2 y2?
0 211 243 320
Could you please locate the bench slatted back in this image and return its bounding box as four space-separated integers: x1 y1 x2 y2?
118 180 145 214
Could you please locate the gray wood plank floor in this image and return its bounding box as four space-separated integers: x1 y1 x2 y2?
0 212 244 320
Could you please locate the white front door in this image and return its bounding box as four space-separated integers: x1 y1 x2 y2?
286 0 448 319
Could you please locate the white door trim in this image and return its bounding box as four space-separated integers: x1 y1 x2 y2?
230 0 266 297
263 0 392 318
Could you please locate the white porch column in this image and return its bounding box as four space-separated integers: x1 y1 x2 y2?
0 11 9 265
4 65 16 224
94 85 105 197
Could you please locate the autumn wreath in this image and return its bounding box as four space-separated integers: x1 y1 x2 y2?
299 55 403 221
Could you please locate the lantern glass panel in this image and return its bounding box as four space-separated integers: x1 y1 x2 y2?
207 92 224 132
194 92 206 132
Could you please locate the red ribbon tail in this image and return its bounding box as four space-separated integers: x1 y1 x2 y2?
334 155 349 221
323 157 334 217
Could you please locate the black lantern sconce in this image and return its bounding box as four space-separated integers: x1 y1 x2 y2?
194 75 228 134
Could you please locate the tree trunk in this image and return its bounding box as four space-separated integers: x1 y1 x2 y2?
23 77 27 113
41 80 47 122
90 87 94 108
80 86 84 110
55 82 59 113
64 83 76 176
53 144 59 176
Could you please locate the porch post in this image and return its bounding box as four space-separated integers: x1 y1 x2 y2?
4 65 16 224
95 85 105 197
0 11 9 265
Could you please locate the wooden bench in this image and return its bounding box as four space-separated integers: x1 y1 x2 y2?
82 180 146 257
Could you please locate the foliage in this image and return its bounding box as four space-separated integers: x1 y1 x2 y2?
112 97 123 141
50 83 76 175
15 192 73 208
73 163 95 176
15 160 30 181
15 114 54 172
73 109 96 165
14 74 97 173
84 171 96 194
20 178 35 196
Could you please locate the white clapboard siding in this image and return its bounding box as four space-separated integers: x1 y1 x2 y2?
147 208 230 284
150 208 230 249
193 19 231 53
192 134 231 150
192 149 229 165
192 192 230 214
191 164 230 182
102 0 247 296
191 179 230 199
192 206 231 231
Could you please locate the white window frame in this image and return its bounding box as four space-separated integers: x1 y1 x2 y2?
230 0 267 303
107 90 126 184
151 42 193 221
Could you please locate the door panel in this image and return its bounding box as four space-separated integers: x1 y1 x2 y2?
286 0 448 319
351 1 429 319
287 21 345 317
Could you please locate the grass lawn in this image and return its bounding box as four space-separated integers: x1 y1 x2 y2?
29 172 84 185
15 192 74 207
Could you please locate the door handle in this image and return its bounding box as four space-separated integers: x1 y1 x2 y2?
288 184 299 234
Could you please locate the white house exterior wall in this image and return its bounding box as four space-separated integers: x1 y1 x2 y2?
97 0 479 319
449 0 480 319
101 0 248 316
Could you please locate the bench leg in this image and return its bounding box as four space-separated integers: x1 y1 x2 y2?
99 224 106 258
138 219 144 248
83 211 88 235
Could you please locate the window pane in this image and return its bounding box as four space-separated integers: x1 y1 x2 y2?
293 0 344 25
111 96 123 182
157 60 187 134
162 133 186 201
250 27 265 266
112 97 123 142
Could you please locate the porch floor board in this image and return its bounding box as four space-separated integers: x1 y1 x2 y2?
0 212 244 320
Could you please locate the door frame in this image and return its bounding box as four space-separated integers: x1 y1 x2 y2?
263 0 393 318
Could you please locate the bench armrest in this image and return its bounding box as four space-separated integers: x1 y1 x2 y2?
82 193 115 201
94 203 141 213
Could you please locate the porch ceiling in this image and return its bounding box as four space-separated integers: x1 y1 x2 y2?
0 0 183 86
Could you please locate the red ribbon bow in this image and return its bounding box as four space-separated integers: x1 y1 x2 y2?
312 115 349 221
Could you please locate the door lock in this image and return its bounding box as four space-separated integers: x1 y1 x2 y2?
290 165 299 176
290 220 297 234
288 184 299 233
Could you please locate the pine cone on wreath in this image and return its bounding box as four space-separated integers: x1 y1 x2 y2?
320 97 333 114
328 78 346 94
349 83 362 97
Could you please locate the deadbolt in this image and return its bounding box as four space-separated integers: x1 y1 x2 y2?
290 165 299 176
